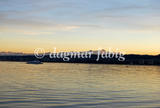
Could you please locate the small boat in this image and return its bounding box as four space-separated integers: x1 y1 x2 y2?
27 60 43 64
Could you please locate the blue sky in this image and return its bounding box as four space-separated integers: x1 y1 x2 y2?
0 0 160 54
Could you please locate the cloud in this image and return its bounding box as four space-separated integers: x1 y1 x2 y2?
0 12 81 34
0 0 160 34
0 25 80 35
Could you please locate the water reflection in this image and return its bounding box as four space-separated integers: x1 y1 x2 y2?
0 62 160 108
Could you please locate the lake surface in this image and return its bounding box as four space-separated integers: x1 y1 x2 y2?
0 62 160 108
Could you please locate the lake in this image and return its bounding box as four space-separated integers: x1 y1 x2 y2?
0 62 160 108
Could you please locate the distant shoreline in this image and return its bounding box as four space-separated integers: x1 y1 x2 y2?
0 54 160 66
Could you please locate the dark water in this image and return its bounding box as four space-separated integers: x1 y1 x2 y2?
0 62 160 108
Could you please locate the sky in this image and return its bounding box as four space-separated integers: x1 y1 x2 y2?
0 0 160 54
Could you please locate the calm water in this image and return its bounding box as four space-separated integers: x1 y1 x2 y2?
0 62 160 108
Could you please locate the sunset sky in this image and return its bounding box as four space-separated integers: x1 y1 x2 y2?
0 0 160 54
